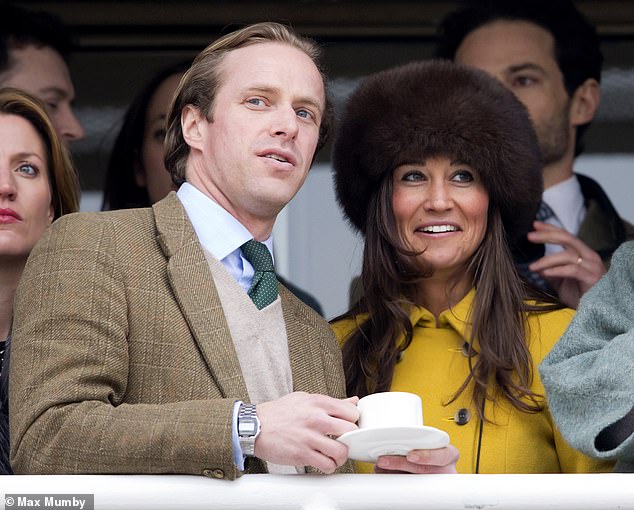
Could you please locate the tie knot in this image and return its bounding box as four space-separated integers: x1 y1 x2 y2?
241 239 274 272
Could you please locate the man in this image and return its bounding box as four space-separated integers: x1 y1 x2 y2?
9 22 360 478
437 0 634 308
1 4 85 146
11 22 460 478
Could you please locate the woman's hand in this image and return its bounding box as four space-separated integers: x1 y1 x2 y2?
527 221 605 309
374 445 460 474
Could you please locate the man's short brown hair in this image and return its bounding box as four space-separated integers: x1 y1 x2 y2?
164 22 332 186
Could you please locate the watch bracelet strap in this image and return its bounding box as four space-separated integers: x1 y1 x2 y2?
238 403 260 457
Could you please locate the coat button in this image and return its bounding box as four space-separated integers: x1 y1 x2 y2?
455 408 471 425
461 341 478 357
202 468 225 479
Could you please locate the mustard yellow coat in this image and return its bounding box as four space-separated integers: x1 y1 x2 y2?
332 289 613 474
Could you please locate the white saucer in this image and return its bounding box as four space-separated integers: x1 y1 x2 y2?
337 426 450 462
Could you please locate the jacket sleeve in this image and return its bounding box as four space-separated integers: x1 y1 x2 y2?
9 213 240 478
540 241 634 468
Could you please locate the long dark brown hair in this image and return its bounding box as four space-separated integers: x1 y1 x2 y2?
338 169 561 421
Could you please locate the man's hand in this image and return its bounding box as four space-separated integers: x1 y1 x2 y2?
254 392 359 473
527 221 605 308
374 445 460 474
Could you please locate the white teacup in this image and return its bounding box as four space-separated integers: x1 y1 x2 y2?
357 391 423 429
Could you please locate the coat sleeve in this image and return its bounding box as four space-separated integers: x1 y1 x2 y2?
540 241 634 468
9 213 240 478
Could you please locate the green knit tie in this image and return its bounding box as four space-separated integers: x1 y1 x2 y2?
241 240 278 310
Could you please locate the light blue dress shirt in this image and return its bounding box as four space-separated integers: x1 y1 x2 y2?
177 183 275 470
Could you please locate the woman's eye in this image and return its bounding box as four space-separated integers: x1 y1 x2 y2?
153 128 166 142
296 109 313 120
402 171 424 182
17 163 38 177
452 170 474 183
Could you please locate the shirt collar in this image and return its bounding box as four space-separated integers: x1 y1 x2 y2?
176 182 274 261
543 175 586 235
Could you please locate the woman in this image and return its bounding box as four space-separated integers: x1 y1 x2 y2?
101 61 190 210
331 61 612 474
0 87 80 474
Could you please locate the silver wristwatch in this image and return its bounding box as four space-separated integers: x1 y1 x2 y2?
238 403 261 457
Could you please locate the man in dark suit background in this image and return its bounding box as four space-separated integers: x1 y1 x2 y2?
437 0 634 308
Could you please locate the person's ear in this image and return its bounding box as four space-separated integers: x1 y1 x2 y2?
570 78 601 127
181 105 206 151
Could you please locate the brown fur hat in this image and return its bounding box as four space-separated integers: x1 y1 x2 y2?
332 59 543 248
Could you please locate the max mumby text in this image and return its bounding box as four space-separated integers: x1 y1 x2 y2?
4 495 93 510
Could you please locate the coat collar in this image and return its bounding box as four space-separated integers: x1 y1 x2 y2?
576 173 627 258
279 285 335 396
153 192 249 401
407 287 476 343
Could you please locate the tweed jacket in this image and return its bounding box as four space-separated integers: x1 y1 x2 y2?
540 241 634 473
9 192 349 478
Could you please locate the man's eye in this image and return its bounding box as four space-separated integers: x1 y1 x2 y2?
246 98 266 107
513 76 536 87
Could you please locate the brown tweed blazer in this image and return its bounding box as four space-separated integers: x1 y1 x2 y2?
10 192 349 477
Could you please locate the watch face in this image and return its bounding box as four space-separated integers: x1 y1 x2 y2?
239 417 258 437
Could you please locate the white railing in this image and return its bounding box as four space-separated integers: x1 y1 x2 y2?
1 474 634 510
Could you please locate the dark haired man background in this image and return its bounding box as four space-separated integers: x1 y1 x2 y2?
1 4 84 146
437 0 634 308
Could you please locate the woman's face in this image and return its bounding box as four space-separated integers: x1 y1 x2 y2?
392 155 489 281
0 113 54 260
136 72 183 204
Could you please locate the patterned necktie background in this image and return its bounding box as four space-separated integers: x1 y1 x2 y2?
536 201 555 222
516 201 554 292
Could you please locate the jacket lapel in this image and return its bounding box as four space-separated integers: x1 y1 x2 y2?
281 286 353 475
281 286 331 396
153 193 249 401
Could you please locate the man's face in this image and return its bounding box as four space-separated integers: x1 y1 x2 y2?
186 41 325 230
455 20 572 166
2 45 85 147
